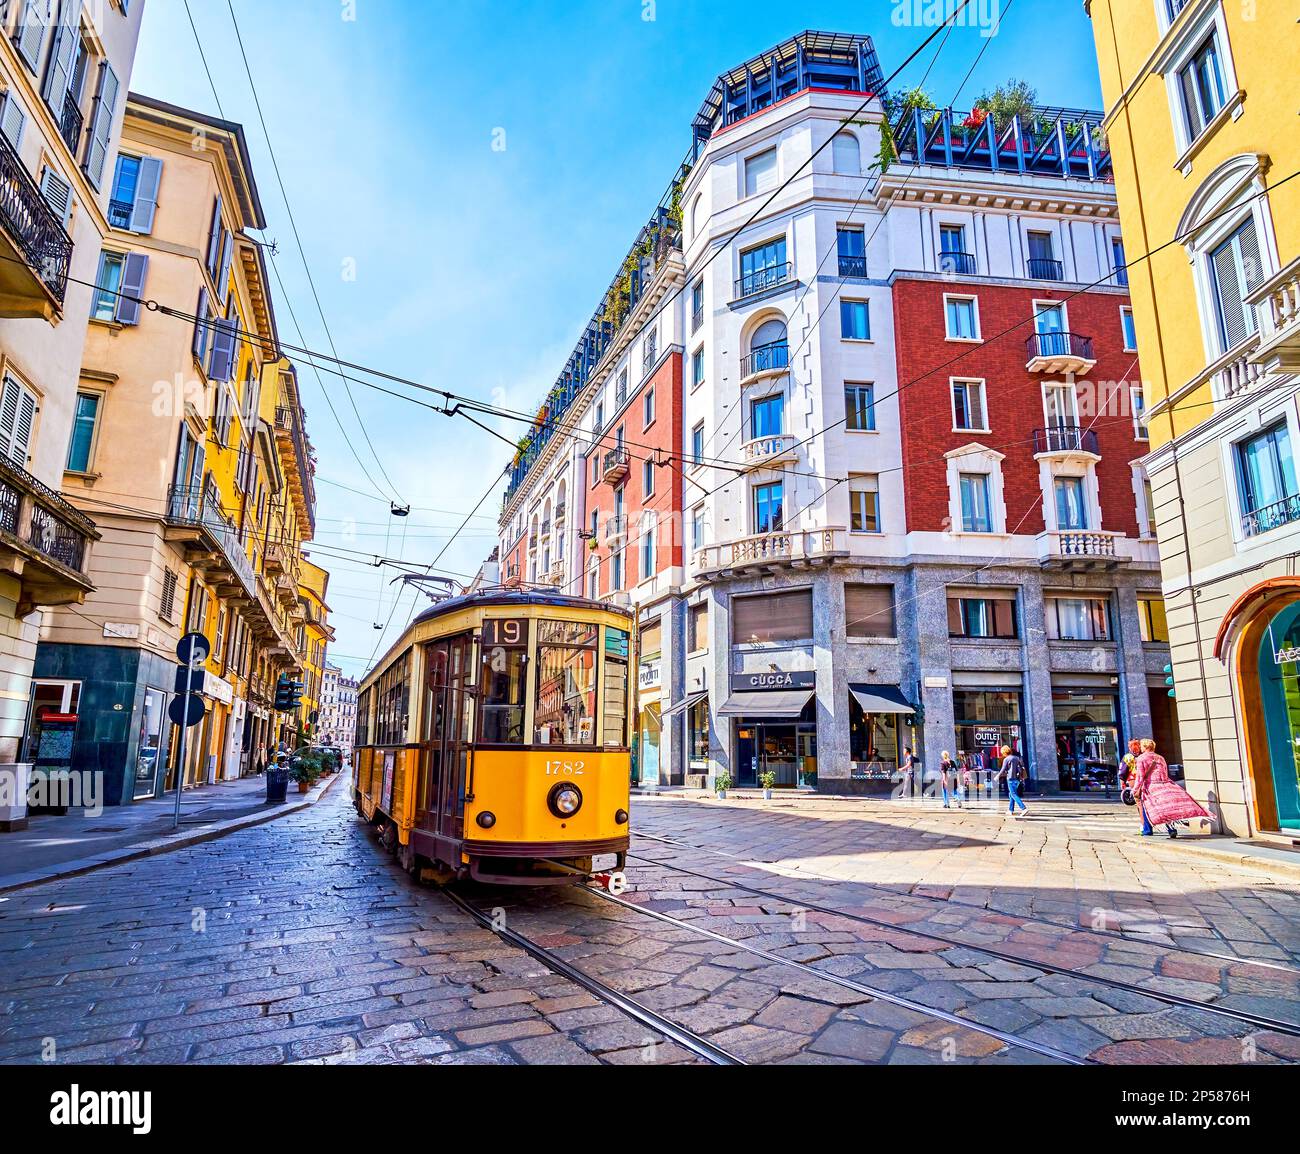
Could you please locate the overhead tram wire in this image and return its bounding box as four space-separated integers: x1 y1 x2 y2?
181 0 395 506
222 0 404 505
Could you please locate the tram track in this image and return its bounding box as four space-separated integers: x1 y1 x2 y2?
627 835 1300 1042
439 888 743 1065
634 827 1300 976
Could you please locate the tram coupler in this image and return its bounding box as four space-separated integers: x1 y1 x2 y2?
592 871 628 895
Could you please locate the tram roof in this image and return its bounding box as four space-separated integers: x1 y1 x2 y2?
410 588 634 628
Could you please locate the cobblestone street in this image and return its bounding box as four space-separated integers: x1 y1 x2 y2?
2 787 1298 1066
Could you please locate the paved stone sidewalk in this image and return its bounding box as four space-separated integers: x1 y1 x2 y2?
630 794 1300 967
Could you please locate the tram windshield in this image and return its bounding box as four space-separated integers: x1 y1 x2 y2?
534 621 599 745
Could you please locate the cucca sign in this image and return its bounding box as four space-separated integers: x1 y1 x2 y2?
732 671 816 691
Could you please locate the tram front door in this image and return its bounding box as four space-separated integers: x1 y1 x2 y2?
418 634 475 851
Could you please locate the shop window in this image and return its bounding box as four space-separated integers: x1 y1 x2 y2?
688 697 709 763
849 697 900 766
948 595 1018 639
952 689 1024 774
732 589 813 645
1053 690 1120 792
845 584 895 639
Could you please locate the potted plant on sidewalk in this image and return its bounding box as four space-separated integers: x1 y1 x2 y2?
289 751 322 794
759 770 777 801
714 771 732 800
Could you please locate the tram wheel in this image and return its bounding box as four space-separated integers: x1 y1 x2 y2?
380 821 399 856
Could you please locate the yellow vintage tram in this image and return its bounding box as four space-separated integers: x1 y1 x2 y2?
352 590 635 885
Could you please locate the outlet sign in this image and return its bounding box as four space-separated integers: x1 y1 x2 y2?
730 670 816 691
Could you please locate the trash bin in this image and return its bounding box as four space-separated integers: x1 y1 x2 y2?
266 765 289 805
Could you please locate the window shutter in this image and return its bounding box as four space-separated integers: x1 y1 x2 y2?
0 94 26 149
6 381 37 466
128 155 162 234
1212 233 1249 350
114 251 147 324
192 287 209 360
82 60 119 187
216 229 233 304
40 0 77 110
846 584 895 639
15 0 50 72
38 167 72 226
0 377 20 461
207 317 236 383
206 196 223 275
731 589 813 645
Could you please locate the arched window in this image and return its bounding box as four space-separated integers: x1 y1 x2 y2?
832 131 861 176
751 318 788 349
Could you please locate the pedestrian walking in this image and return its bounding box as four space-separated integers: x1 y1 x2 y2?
939 751 958 808
900 746 920 798
254 742 267 777
1132 738 1209 839
1002 745 1029 816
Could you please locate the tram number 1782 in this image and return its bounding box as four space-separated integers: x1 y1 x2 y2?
545 761 585 776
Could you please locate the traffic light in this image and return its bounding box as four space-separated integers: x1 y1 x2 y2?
1164 664 1176 699
274 676 304 712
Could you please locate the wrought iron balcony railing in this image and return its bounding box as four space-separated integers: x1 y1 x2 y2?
939 250 977 276
1027 257 1064 281
58 93 84 159
1033 425 1100 455
734 263 791 302
1243 494 1300 539
838 253 867 277
0 130 73 306
740 340 790 380
165 483 257 598
108 199 134 231
602 447 630 483
1027 331 1094 362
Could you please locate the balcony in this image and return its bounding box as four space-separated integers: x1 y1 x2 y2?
733 263 791 303
742 433 798 469
1196 334 1268 404
1037 530 1123 571
838 253 867 278
1026 331 1096 375
1032 425 1100 457
542 562 566 587
695 526 847 578
264 542 289 576
1027 257 1064 282
274 405 316 535
164 484 257 602
740 340 790 384
1246 257 1300 374
58 93 84 159
602 447 630 484
0 131 73 317
938 250 977 277
1242 494 1300 539
0 455 97 614
604 515 627 542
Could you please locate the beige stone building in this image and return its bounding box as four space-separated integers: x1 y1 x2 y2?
32 94 321 805
0 0 145 825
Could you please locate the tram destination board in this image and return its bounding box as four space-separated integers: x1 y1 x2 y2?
482 618 530 648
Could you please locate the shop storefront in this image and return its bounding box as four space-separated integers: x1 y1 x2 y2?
1255 601 1300 830
720 671 817 789
953 688 1025 775
1052 689 1121 791
661 689 708 786
848 684 914 793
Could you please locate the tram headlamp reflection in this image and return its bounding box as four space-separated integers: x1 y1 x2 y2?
548 783 583 818
476 811 497 829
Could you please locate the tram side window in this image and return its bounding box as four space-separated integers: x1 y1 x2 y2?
480 629 527 745
534 621 598 746
375 654 410 746
603 626 630 748
356 688 372 748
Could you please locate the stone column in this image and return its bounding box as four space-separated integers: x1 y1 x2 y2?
706 584 732 787
814 570 849 790
1021 576 1060 789
1114 582 1155 746
909 567 954 766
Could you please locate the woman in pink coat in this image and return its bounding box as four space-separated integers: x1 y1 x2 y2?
1133 739 1210 839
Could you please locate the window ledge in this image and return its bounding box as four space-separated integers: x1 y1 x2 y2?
1175 89 1246 177
953 426 992 435
841 337 874 344
89 318 124 332
945 336 984 345
63 469 101 483
846 427 879 435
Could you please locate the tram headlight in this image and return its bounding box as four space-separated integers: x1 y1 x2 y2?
615 809 629 825
476 811 497 829
548 783 583 818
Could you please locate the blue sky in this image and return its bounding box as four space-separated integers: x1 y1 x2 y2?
132 0 1106 677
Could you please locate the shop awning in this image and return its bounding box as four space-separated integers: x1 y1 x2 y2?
849 684 915 714
660 690 708 720
719 689 814 717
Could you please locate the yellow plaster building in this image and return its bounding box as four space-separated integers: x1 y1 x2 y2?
33 95 325 804
1087 0 1300 836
